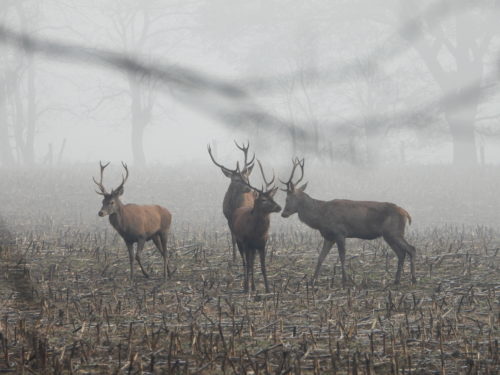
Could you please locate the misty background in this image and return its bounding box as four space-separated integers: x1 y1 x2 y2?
1 0 500 236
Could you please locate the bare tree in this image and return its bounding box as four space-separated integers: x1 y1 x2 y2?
0 2 41 166
102 2 156 166
0 73 14 165
400 1 499 165
97 0 194 166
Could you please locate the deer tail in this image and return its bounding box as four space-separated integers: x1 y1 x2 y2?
397 207 412 225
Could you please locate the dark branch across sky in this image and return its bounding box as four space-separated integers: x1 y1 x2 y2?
0 17 496 155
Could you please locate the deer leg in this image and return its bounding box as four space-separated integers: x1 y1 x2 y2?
135 239 150 278
383 235 406 285
242 245 250 292
235 237 246 268
237 239 246 279
395 251 406 285
160 232 171 280
336 236 348 286
243 247 256 292
152 234 162 255
126 242 135 281
405 241 417 284
312 238 335 284
258 246 270 293
249 250 256 292
153 234 168 280
391 236 417 284
231 232 238 262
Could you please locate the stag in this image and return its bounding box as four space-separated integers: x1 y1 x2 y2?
232 160 281 292
208 141 256 264
280 158 416 285
94 162 172 281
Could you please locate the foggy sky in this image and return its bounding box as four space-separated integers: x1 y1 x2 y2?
0 0 499 165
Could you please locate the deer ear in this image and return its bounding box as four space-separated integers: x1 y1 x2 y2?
113 186 124 197
297 182 308 192
269 187 278 197
244 163 254 176
221 168 232 178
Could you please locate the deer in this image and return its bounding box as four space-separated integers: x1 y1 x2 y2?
280 158 416 286
93 162 172 281
232 160 281 293
208 141 256 265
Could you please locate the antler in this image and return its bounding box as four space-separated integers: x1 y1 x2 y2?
241 160 276 196
93 161 110 195
293 158 305 186
279 157 305 191
207 144 238 173
113 162 129 193
234 140 255 171
240 175 265 196
257 159 275 190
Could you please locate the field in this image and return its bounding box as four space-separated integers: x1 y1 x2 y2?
0 163 498 374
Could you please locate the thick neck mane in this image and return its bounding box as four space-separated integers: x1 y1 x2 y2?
109 199 126 230
224 181 254 217
297 193 325 230
250 206 271 233
234 203 271 239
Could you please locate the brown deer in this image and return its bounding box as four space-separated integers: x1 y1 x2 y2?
208 141 256 264
93 162 172 281
232 160 281 292
280 158 416 285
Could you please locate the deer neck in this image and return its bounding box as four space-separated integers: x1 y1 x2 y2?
109 200 126 231
250 206 270 234
297 193 324 230
224 182 253 216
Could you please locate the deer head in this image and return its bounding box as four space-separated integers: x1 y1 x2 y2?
254 187 281 214
207 141 255 184
280 158 307 218
244 160 281 214
93 161 129 217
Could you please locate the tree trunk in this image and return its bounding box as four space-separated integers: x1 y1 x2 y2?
290 124 297 157
11 61 37 166
14 2 37 165
129 74 148 166
401 1 488 166
0 80 14 166
445 108 478 166
24 53 36 165
450 127 476 166
12 72 26 163
131 118 146 166
364 120 383 165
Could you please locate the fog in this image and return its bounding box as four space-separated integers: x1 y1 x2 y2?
1 4 499 371
1 0 500 231
0 0 498 167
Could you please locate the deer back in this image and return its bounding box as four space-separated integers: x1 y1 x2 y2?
299 197 409 240
110 204 171 241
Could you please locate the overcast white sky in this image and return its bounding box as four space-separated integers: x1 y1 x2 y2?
1 0 499 165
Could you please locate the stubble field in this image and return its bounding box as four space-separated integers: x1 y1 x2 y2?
0 163 498 374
